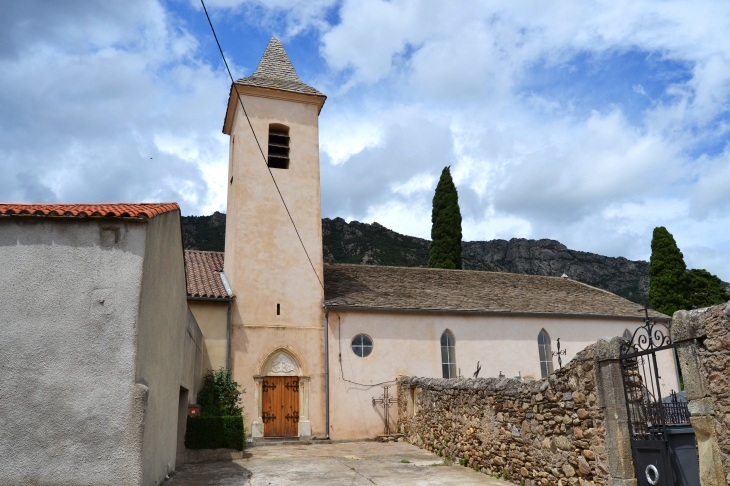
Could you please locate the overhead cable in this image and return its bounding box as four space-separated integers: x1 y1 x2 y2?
200 0 324 291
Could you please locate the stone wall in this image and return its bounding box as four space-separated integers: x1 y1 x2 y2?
672 302 730 486
397 345 607 486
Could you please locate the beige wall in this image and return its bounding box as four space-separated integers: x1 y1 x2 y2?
188 300 229 372
327 309 680 440
223 86 326 438
231 325 326 437
224 88 324 330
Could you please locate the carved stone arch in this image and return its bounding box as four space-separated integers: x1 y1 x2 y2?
251 343 311 439
255 343 307 376
262 350 301 377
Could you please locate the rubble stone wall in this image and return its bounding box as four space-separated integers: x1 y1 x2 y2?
673 303 730 485
397 345 607 486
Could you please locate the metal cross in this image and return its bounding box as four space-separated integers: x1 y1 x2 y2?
372 385 399 435
552 338 567 369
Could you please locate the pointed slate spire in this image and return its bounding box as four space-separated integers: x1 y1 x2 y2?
235 37 324 97
252 37 301 82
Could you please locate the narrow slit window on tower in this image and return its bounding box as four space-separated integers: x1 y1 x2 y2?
276 303 280 315
267 124 290 169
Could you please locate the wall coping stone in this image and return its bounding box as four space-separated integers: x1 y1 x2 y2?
595 336 624 361
672 308 710 343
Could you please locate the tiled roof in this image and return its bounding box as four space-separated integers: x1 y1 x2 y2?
0 203 179 219
234 37 324 97
185 250 231 300
323 264 668 320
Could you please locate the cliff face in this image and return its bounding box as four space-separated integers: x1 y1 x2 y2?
461 239 649 303
180 214 649 303
181 211 226 252
322 217 430 267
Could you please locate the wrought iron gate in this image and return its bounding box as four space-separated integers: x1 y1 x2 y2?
620 310 697 486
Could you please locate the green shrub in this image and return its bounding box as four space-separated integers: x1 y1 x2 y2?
197 368 244 417
185 415 245 450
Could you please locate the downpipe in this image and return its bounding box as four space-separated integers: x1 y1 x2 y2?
324 307 330 440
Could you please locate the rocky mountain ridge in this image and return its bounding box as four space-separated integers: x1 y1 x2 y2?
181 213 649 303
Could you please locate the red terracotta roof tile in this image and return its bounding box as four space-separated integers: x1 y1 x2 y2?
0 203 179 219
185 250 231 300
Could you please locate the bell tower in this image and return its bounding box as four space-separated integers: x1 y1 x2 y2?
221 38 326 438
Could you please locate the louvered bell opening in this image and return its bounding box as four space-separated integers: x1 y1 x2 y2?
268 129 290 169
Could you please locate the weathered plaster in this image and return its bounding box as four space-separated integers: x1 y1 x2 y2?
224 88 326 439
188 300 228 371
0 211 199 486
233 327 324 438
135 210 193 485
0 217 146 484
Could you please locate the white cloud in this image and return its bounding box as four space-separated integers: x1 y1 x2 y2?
194 0 338 38
0 0 230 214
633 84 647 96
314 0 730 279
4 0 730 282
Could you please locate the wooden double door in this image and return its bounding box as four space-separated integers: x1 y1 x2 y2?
262 376 299 437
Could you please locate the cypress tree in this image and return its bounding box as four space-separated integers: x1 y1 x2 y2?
648 227 690 316
428 166 462 269
686 269 730 309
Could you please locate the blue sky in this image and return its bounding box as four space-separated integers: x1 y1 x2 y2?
1 0 730 281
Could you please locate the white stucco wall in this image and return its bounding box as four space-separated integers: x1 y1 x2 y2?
0 211 196 486
0 217 147 484
327 310 680 440
134 210 193 485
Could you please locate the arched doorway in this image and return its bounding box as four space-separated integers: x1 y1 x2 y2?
251 346 310 439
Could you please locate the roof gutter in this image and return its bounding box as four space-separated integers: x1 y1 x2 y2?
324 304 670 322
186 296 233 302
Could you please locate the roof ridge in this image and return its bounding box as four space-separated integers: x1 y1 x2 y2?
326 262 574 280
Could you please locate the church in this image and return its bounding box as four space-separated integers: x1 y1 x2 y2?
0 36 680 486
186 37 677 442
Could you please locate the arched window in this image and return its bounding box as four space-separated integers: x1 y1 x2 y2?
538 330 554 378
623 329 632 340
440 331 456 379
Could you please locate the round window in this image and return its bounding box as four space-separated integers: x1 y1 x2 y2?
351 334 373 358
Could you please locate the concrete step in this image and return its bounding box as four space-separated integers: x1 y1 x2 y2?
248 437 332 447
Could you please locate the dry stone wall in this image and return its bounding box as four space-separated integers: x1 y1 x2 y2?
693 304 730 475
673 302 730 485
397 345 607 486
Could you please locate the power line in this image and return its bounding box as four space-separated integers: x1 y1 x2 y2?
200 0 324 291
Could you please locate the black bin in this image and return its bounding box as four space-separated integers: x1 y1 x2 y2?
666 425 700 486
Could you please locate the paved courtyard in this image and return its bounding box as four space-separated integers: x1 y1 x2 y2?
168 441 509 486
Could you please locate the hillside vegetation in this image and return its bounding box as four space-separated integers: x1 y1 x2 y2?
181 213 651 303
